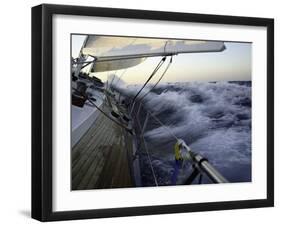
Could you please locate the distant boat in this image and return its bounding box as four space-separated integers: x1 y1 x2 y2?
71 35 228 190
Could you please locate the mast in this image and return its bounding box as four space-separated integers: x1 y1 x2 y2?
73 35 89 78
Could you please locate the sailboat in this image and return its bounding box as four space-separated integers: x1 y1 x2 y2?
71 35 228 190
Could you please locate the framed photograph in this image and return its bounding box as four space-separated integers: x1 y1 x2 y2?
31 4 274 221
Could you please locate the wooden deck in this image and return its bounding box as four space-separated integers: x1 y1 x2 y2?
71 100 134 190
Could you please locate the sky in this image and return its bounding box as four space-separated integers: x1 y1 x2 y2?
72 35 251 84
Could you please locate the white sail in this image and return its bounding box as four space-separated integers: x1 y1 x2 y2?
82 36 226 72
92 58 146 72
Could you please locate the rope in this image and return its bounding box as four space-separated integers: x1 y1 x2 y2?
122 74 180 142
83 50 192 185
142 135 159 186
109 73 116 88
114 68 127 87
131 56 166 105
145 109 179 141
123 55 181 143
127 91 180 186
111 38 137 88
163 41 169 54
138 56 173 102
135 108 179 186
135 114 158 186
72 87 132 133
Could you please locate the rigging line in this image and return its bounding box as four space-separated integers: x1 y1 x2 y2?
163 40 169 54
111 38 137 88
72 87 132 133
146 108 179 141
106 72 110 90
131 56 166 105
138 56 173 102
126 90 180 144
80 61 92 70
114 68 127 87
146 109 194 163
123 80 179 141
134 113 158 186
109 71 118 88
141 133 159 186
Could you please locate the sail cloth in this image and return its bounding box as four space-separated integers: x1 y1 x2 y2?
91 58 146 72
83 36 226 72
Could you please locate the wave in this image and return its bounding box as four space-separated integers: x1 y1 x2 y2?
115 81 252 186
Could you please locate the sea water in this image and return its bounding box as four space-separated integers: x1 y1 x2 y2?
117 81 252 186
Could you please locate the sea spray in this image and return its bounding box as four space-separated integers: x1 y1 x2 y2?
114 81 252 186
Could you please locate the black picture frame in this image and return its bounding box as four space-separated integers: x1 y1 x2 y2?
31 4 274 222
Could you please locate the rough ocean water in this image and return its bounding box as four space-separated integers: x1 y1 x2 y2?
115 81 252 186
